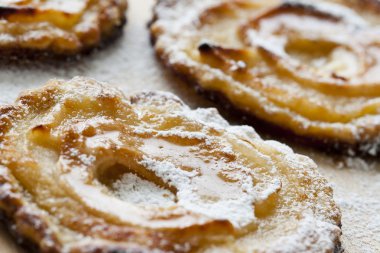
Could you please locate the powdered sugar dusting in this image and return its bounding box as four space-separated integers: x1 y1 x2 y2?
112 173 176 207
139 156 256 228
129 90 340 251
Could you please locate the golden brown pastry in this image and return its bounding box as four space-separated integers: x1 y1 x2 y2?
150 0 380 154
0 77 340 252
0 0 127 56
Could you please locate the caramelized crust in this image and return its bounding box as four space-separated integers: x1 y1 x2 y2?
150 0 380 154
0 77 340 252
0 0 127 56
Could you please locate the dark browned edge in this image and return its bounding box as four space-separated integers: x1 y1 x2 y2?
0 209 149 253
0 208 344 253
0 211 41 253
334 239 344 253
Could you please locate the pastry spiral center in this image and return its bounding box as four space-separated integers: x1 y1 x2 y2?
56 129 258 230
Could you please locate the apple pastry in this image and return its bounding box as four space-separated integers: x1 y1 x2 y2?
151 0 380 154
0 0 127 56
0 77 340 252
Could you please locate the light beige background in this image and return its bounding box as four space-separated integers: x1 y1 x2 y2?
0 1 379 252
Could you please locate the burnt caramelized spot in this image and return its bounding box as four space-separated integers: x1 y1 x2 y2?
198 42 214 53
198 42 248 58
198 43 250 71
31 124 50 132
331 72 348 81
0 6 36 18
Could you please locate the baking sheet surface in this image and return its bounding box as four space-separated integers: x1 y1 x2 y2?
0 1 379 252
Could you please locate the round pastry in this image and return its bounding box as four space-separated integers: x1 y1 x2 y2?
0 0 127 56
0 77 340 252
150 0 380 154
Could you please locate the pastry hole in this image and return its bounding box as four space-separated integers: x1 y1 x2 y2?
96 162 177 207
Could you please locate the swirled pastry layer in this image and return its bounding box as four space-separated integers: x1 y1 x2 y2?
151 0 380 153
0 77 340 252
0 0 127 55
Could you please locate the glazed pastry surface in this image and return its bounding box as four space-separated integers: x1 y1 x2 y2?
0 77 340 252
0 0 127 55
150 0 380 153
